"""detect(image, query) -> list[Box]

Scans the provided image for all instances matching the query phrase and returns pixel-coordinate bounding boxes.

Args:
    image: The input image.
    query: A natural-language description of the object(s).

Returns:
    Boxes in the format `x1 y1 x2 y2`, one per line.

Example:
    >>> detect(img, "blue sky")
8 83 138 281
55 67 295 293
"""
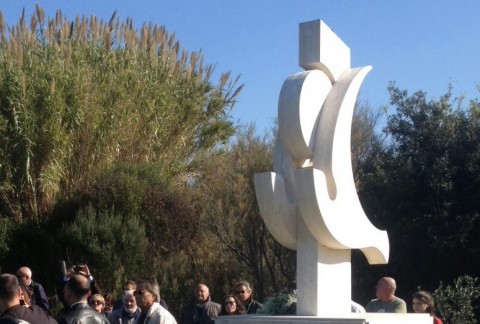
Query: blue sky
2 1 479 133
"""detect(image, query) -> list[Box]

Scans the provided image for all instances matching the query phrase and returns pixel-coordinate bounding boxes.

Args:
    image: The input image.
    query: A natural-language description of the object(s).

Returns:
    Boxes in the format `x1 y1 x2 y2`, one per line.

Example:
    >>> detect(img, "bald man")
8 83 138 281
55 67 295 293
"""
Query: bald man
365 277 407 313
16 266 50 313
56 274 109 324
181 283 220 324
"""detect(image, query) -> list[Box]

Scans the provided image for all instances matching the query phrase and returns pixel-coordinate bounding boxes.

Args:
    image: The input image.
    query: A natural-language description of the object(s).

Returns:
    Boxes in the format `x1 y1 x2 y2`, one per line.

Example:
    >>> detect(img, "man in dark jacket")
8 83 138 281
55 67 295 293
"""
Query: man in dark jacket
0 273 57 324
181 284 220 324
56 274 109 324
16 267 50 313
234 281 262 314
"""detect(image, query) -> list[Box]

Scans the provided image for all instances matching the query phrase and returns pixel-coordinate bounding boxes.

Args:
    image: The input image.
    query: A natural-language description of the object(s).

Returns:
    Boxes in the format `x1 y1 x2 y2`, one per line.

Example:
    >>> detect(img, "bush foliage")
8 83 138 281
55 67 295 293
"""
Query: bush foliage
1 5 480 322
0 6 242 222
435 275 480 324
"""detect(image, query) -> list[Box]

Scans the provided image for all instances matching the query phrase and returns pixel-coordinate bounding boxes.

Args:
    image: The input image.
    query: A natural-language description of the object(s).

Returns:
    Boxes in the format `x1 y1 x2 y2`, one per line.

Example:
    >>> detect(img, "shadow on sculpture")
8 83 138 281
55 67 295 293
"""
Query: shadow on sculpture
254 19 388 317
217 19 433 324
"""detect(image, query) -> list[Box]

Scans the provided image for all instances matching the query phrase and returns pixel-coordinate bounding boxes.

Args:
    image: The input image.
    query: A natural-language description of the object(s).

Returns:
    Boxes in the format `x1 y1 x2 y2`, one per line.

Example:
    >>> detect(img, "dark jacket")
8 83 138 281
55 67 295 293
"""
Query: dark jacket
0 304 57 324
57 303 110 324
28 281 50 313
244 299 262 314
181 297 220 324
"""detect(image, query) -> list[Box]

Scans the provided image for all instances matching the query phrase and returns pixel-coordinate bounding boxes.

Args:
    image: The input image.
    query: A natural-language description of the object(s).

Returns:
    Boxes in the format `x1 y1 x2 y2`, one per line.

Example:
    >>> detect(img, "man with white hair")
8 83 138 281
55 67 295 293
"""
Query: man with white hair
108 289 140 324
16 266 49 313
134 278 176 324
365 277 407 313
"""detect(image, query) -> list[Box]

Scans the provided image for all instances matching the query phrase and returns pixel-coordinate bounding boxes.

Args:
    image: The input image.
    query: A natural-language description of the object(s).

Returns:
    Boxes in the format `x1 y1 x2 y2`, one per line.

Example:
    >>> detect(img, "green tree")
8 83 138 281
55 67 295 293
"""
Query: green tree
196 125 296 302
69 162 220 319
57 204 147 293
358 83 480 302
0 6 242 222
435 275 480 324
351 100 386 185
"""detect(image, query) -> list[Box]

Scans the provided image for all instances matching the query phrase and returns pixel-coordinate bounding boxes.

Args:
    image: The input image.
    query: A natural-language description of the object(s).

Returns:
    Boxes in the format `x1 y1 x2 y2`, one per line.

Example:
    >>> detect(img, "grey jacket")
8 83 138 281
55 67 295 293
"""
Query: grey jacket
181 298 220 324
108 307 140 324
57 303 110 324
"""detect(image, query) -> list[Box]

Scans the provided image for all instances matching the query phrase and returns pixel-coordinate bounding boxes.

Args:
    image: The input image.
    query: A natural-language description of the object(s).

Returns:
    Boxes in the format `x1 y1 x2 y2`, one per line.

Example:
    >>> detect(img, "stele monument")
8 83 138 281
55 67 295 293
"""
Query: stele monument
216 19 432 324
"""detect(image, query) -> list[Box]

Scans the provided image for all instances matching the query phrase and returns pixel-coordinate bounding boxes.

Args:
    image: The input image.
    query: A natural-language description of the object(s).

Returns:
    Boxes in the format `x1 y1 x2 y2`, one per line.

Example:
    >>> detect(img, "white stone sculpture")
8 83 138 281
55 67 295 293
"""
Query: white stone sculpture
254 19 389 317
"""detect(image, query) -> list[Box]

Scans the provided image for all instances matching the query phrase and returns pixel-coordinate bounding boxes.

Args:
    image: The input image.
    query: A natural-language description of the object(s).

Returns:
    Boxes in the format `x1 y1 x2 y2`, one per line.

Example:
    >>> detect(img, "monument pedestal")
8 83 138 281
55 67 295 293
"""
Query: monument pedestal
216 314 433 324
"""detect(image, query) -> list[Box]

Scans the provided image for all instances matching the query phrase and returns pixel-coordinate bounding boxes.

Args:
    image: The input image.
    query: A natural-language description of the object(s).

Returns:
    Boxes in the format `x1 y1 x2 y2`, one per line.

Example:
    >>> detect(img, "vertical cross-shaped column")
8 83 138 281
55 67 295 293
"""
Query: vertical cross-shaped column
255 19 389 317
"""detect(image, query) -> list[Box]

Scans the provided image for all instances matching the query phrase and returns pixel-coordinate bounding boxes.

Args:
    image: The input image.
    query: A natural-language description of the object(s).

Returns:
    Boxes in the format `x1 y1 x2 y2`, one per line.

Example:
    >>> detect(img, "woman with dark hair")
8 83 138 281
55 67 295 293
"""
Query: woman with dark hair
220 295 246 315
412 291 443 324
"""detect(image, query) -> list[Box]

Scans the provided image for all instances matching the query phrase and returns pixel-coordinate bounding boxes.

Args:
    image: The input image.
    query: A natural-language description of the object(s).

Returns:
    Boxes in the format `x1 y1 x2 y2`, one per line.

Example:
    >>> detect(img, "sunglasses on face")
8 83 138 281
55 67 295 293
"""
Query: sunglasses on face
89 300 103 306
133 290 147 296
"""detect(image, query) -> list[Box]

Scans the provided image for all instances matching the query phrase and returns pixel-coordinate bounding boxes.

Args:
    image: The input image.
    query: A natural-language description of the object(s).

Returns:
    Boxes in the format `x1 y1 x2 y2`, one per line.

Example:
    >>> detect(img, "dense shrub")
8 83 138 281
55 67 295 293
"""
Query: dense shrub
435 275 480 324
57 205 147 295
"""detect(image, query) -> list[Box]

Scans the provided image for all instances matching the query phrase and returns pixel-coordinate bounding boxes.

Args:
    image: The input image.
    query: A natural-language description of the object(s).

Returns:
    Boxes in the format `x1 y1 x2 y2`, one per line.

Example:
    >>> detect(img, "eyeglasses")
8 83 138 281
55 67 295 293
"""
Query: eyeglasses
133 290 147 296
225 301 235 306
236 290 246 294
89 300 103 306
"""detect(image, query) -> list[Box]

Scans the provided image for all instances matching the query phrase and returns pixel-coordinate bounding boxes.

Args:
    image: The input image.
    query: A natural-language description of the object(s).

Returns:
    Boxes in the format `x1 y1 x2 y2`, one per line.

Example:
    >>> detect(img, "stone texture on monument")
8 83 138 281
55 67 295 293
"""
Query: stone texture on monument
248 19 432 323
216 313 432 324
254 19 388 316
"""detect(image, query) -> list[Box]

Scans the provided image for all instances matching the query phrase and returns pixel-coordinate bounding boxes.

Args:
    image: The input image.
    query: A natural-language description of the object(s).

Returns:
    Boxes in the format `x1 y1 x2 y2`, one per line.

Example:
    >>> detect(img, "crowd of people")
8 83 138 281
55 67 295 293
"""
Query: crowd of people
0 266 442 324
0 265 262 324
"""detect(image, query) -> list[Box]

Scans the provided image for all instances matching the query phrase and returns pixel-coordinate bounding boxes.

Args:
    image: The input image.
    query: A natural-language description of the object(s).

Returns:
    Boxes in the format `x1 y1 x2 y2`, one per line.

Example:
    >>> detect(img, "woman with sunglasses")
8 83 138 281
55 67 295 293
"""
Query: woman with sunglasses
88 294 110 320
133 278 177 324
220 295 246 315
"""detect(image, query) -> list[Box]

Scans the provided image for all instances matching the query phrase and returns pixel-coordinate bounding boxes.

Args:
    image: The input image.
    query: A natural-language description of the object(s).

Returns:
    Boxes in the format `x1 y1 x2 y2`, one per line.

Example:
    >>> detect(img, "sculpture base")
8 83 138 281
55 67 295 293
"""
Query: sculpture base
216 314 433 324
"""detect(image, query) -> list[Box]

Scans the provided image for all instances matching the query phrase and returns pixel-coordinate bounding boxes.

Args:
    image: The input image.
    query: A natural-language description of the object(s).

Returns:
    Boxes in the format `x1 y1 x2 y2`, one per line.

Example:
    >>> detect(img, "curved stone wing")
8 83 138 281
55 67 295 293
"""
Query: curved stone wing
295 66 389 264
254 172 297 250
278 70 332 161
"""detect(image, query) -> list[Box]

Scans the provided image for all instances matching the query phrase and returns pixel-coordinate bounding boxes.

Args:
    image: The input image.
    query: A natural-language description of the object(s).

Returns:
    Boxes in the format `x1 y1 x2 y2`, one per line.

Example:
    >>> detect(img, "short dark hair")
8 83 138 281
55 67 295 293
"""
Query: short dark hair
67 274 91 298
0 274 19 301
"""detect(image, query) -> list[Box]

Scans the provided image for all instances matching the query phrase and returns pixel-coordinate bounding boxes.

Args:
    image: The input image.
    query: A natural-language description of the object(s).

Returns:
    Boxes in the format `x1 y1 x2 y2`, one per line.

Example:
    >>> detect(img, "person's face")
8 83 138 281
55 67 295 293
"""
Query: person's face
16 271 29 286
134 283 155 311
235 285 251 303
375 280 390 300
224 297 237 315
196 285 209 303
89 297 105 313
124 295 137 313
412 298 428 313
